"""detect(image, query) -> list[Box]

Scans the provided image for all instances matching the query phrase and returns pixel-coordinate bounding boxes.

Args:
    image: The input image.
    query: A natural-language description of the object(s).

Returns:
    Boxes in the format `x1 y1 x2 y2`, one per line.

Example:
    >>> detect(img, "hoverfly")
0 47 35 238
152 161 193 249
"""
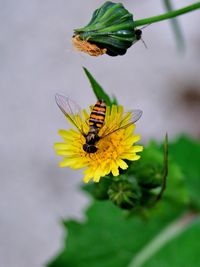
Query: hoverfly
55 94 142 154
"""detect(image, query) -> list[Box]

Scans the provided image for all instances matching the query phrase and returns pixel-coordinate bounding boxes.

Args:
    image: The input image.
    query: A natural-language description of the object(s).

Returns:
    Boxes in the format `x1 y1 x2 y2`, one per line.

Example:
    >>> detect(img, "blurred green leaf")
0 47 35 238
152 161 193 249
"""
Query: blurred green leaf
47 200 188 267
82 176 111 200
111 95 118 105
130 139 188 207
83 67 112 106
141 217 200 267
169 136 200 210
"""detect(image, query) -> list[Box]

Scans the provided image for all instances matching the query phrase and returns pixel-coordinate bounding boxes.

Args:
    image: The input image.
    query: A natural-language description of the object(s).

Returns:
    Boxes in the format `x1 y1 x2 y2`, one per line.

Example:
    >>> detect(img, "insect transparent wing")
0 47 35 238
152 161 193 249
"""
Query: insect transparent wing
101 109 142 138
55 94 85 135
123 109 143 125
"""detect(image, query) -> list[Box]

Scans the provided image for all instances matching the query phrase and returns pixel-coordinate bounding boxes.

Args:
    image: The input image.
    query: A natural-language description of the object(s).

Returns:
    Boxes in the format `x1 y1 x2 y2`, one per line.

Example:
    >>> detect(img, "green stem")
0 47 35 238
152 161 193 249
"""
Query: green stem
163 0 185 51
135 2 200 27
154 133 168 203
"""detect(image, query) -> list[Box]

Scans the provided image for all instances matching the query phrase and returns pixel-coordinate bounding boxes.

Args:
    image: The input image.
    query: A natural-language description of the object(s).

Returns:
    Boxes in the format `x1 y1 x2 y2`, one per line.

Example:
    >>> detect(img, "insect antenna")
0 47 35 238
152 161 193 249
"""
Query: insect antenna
136 23 151 49
141 38 148 49
140 24 151 30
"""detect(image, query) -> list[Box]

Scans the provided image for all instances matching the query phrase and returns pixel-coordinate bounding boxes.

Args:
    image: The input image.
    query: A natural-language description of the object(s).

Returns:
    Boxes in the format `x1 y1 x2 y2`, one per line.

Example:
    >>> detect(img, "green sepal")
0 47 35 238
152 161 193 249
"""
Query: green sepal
108 178 141 210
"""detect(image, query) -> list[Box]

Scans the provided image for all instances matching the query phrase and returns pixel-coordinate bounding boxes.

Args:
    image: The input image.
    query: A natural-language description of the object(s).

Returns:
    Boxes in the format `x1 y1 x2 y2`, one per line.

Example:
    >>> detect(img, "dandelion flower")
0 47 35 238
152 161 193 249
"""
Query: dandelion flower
54 103 143 183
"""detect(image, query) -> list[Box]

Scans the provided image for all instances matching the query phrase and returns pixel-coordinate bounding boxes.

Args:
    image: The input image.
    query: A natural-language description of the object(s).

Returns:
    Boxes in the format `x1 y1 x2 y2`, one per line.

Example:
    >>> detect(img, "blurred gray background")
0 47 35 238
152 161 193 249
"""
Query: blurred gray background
0 0 200 266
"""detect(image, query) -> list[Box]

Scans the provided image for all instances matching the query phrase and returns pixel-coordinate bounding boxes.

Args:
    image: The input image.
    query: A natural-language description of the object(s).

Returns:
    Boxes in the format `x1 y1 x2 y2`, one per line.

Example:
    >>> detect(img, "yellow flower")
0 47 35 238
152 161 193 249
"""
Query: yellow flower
54 105 143 183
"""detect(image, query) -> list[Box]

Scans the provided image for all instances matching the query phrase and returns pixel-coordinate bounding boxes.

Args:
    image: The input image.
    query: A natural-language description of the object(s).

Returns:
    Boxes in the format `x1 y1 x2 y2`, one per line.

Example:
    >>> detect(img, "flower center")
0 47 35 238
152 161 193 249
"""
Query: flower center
83 130 125 162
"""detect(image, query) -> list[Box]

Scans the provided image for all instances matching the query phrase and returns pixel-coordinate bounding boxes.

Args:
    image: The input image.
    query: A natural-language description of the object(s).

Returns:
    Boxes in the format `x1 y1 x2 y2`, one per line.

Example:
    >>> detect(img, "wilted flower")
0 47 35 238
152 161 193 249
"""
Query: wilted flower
72 1 141 56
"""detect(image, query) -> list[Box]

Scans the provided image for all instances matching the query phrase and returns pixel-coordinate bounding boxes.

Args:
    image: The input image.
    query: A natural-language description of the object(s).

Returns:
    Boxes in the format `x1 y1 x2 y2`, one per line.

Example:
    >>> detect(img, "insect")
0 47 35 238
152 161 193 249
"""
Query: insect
133 28 148 49
134 29 142 41
55 94 142 154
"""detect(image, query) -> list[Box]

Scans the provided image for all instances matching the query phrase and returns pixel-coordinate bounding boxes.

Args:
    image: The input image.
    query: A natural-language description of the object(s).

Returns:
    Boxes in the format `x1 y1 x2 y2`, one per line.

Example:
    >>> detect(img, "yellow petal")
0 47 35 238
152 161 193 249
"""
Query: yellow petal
54 143 69 150
59 157 87 169
83 168 93 183
131 155 141 161
117 159 128 170
130 145 143 153
111 161 119 176
93 174 101 183
132 134 141 143
56 150 73 156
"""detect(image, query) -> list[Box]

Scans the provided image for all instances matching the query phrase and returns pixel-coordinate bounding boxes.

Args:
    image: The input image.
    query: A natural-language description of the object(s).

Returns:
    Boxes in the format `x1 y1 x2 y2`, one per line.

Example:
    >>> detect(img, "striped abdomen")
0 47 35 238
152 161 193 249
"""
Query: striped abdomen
89 100 106 129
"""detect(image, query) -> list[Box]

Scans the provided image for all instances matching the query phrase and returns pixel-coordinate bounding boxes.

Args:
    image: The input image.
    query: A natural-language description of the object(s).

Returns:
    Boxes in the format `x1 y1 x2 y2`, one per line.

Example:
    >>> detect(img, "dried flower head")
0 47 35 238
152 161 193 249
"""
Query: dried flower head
72 35 107 56
73 1 140 56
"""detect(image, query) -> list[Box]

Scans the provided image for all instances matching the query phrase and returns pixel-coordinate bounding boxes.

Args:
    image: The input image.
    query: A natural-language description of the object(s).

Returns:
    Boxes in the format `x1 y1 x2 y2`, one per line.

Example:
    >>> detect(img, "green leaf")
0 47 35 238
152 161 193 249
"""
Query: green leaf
83 67 112 106
111 95 118 105
140 217 200 267
47 200 195 267
169 136 200 210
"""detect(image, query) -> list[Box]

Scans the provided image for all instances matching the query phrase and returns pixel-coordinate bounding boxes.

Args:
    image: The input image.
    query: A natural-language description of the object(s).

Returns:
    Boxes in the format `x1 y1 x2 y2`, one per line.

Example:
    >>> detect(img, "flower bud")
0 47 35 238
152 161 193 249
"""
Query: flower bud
108 179 141 209
73 1 140 56
136 164 164 189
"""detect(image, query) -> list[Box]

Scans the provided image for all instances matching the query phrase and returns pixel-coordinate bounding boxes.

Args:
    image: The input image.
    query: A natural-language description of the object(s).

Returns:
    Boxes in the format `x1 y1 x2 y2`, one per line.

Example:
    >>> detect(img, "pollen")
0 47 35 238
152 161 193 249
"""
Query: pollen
72 35 107 57
54 105 143 183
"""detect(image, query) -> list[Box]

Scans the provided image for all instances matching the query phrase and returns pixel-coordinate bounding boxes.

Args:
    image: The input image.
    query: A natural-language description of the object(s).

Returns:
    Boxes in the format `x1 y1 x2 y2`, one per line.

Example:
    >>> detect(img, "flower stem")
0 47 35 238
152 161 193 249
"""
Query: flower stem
163 0 185 51
134 2 200 27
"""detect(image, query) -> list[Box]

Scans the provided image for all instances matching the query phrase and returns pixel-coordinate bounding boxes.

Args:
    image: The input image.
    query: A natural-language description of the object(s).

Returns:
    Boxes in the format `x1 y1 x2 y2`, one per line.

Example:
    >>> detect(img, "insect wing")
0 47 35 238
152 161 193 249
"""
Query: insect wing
55 94 85 135
124 109 143 125
101 109 142 138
